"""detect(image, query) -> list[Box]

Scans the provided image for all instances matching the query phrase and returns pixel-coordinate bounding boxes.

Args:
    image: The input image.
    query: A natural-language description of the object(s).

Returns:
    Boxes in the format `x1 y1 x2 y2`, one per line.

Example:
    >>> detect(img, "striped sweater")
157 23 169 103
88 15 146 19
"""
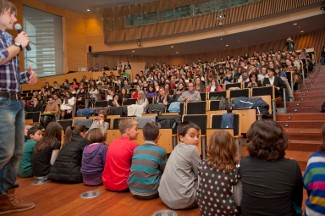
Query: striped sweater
303 152 325 216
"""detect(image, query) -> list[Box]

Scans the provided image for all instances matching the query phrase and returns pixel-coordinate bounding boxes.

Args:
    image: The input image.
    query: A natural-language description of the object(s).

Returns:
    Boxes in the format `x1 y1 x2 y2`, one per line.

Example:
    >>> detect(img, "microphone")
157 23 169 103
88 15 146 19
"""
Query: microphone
14 23 31 51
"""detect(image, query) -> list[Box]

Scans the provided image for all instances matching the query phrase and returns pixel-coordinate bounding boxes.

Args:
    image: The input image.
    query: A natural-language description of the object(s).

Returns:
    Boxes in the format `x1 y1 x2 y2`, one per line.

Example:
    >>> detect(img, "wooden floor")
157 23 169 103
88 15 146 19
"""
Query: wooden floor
10 177 200 216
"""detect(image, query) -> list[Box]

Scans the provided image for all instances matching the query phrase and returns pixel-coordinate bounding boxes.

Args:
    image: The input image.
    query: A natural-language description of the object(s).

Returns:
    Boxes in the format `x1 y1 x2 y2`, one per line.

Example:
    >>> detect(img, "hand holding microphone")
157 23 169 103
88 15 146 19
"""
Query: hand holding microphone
14 23 31 51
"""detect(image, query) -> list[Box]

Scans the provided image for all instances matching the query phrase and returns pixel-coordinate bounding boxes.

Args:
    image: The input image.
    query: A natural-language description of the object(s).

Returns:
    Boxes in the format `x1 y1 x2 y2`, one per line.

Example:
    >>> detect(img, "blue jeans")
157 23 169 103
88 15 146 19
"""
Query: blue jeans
0 97 24 194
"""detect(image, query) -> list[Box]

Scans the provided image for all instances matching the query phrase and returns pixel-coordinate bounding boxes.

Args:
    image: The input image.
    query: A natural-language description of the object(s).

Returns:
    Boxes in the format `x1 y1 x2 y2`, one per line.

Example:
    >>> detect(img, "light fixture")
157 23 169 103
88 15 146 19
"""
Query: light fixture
300 30 304 33
176 51 179 54
136 39 141 47
86 9 90 12
293 23 298 26
226 44 229 47
217 14 225 19
170 45 174 48
132 50 135 53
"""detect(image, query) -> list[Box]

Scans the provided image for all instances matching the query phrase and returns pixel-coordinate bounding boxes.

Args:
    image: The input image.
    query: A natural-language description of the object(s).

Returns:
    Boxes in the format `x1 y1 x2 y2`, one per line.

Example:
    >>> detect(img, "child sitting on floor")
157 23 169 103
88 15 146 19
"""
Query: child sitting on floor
197 130 240 215
127 123 167 199
158 121 201 209
18 126 42 178
81 128 107 185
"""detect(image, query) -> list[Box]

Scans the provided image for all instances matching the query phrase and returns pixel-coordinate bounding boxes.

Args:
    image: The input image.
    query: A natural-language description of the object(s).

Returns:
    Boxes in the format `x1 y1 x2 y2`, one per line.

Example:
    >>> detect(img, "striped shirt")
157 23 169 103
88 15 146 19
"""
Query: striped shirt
303 152 325 216
0 30 29 93
127 141 167 197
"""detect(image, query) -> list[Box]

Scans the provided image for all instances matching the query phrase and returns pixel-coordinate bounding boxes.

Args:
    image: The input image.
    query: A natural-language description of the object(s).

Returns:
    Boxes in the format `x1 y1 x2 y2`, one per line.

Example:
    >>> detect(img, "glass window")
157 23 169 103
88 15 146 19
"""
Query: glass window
159 9 175 22
142 12 158 25
175 5 192 19
23 6 63 77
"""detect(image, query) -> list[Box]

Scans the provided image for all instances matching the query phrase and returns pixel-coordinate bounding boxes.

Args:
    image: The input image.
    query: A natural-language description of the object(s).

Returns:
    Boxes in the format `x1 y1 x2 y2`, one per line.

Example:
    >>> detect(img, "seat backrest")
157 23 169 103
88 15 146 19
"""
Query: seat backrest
210 114 240 136
57 120 73 131
251 86 275 99
25 111 41 123
183 114 207 135
229 88 250 99
224 83 242 90
95 100 108 107
209 91 227 99
186 101 206 114
123 98 137 105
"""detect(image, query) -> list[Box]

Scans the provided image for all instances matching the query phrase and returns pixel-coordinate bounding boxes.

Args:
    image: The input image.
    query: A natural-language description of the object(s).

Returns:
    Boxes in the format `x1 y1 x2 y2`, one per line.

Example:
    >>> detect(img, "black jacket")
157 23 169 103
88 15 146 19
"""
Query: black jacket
48 135 88 183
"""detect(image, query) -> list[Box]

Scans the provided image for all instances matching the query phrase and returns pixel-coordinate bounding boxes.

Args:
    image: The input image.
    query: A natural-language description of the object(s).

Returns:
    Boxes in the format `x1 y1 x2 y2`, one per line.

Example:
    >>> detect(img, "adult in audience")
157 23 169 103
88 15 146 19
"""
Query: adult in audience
177 82 201 103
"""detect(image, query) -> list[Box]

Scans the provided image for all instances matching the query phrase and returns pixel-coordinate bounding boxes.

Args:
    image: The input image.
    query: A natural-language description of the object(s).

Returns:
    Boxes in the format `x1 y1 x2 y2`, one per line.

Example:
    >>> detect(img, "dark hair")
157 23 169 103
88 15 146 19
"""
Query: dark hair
87 128 105 144
319 123 325 152
177 121 200 140
267 67 275 73
64 124 87 145
34 122 62 153
143 123 159 141
27 126 42 139
247 120 288 161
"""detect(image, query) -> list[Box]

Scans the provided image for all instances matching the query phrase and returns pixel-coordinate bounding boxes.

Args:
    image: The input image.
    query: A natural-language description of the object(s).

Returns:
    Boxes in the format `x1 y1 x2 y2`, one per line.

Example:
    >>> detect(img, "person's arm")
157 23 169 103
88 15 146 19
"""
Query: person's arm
190 147 201 177
50 149 60 165
194 91 201 101
0 32 29 65
177 92 186 102
291 161 303 208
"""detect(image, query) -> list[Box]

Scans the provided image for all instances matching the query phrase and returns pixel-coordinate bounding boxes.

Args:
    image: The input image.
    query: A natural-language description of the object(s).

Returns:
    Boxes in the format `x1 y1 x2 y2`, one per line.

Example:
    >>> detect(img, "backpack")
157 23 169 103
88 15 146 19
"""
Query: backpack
210 96 227 110
167 102 180 113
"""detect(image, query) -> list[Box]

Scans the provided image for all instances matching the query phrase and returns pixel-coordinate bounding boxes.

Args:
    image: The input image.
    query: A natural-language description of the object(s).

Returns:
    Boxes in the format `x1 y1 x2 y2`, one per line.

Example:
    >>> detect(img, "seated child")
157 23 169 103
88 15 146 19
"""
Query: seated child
303 123 325 216
32 122 62 179
127 123 167 199
197 131 240 215
158 121 201 209
18 126 43 178
102 119 139 191
48 125 88 183
81 128 107 185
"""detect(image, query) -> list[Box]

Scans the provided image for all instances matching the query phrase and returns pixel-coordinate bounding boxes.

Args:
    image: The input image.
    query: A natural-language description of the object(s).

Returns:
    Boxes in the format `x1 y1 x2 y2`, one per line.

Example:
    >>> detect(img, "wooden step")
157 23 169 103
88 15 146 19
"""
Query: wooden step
241 146 312 171
287 107 322 113
277 113 325 121
278 120 325 129
294 95 325 101
284 128 322 141
285 150 313 171
294 90 325 97
286 100 324 108
288 139 321 152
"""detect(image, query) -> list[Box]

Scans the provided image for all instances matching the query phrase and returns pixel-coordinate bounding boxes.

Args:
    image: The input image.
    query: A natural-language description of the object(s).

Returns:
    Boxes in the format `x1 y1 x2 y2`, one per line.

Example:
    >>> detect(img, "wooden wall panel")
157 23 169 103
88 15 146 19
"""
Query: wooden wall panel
89 28 325 69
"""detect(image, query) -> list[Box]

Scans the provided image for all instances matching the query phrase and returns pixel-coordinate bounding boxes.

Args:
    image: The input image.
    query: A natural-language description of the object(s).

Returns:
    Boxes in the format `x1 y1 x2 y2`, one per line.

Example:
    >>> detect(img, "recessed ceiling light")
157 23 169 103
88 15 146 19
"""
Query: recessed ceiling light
170 45 174 48
132 50 135 53
300 30 304 33
226 44 229 47
176 51 179 54
86 9 90 12
293 23 298 26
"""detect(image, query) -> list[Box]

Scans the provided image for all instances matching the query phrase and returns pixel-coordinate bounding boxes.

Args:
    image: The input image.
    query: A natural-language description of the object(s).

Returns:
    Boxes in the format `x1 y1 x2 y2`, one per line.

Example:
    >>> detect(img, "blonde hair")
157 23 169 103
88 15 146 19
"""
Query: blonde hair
206 131 238 173
118 119 138 134
0 0 16 15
